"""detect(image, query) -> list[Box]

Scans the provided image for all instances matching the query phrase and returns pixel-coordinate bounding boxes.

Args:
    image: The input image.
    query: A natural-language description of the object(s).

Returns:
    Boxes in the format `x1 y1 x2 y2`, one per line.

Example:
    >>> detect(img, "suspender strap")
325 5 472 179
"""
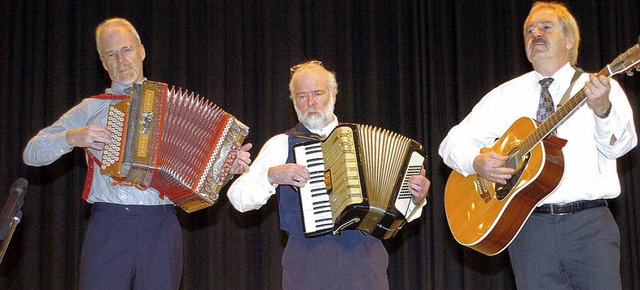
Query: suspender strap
90 93 129 100
557 67 584 108
82 149 102 200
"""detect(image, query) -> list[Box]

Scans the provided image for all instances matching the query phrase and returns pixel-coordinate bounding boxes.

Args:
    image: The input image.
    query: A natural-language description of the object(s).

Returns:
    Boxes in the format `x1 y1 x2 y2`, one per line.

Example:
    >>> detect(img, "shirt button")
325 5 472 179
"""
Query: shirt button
125 207 130 212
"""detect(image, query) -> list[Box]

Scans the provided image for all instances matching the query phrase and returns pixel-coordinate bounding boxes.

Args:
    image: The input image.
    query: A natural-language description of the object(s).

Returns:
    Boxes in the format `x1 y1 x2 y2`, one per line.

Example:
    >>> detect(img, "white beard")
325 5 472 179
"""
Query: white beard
295 98 335 131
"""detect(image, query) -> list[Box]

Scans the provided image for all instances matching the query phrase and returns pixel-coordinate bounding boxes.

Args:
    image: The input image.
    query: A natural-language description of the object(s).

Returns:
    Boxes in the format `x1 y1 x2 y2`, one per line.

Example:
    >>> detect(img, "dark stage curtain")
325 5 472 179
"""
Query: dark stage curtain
0 1 638 289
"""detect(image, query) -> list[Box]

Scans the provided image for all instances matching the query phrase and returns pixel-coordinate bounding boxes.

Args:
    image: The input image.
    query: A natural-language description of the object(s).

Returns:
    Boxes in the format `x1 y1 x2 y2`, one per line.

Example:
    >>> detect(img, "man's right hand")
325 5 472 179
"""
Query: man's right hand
473 150 515 185
268 164 310 187
66 125 112 150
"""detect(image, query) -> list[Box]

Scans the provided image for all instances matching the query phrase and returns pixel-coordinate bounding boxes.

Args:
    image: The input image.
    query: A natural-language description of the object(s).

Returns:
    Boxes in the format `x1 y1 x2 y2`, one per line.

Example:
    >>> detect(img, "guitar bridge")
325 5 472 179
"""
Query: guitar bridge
474 177 492 203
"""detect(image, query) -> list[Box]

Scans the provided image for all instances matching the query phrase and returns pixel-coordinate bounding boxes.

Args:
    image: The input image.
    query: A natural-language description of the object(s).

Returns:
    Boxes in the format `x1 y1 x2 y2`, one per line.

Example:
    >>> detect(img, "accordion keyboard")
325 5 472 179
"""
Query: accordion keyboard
101 100 129 179
102 106 126 169
294 142 334 235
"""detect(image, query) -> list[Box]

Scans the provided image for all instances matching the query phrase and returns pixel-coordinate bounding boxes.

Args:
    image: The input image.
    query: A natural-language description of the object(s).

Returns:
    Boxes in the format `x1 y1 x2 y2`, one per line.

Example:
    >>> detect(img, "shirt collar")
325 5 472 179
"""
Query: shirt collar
105 78 147 95
535 62 575 85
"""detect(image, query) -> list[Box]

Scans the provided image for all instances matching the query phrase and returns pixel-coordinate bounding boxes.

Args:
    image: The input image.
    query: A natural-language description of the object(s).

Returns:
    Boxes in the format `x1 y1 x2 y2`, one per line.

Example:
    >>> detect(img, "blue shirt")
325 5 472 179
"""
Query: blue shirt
23 82 173 205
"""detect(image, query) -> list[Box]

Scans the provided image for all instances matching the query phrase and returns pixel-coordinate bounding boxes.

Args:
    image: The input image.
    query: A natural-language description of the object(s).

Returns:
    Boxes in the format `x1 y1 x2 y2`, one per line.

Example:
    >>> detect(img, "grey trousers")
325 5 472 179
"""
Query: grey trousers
508 206 621 290
282 235 389 290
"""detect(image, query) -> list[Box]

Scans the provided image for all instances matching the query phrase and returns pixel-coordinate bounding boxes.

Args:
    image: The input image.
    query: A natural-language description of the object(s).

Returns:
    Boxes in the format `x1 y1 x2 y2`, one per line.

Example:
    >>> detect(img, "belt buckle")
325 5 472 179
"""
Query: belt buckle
549 204 570 215
549 205 560 215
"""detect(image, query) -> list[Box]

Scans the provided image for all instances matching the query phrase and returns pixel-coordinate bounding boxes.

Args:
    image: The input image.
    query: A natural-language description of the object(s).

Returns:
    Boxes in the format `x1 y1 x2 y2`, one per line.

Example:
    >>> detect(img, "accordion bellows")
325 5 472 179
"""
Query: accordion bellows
101 81 249 212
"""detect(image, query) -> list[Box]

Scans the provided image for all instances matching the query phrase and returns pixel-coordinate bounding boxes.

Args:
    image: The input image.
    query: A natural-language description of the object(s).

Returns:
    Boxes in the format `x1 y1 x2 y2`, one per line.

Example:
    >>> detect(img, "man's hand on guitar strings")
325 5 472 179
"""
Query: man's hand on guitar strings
584 74 612 117
473 151 515 185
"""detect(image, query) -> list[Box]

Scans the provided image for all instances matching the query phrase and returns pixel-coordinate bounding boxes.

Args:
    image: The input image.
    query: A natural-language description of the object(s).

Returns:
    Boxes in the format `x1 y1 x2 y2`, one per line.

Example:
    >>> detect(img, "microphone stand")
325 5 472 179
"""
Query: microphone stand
0 178 28 264
0 211 22 263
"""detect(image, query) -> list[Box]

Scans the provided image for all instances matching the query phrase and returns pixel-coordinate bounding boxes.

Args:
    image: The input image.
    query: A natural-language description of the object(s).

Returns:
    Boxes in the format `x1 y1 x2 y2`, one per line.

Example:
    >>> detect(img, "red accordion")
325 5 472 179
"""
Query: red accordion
100 80 249 212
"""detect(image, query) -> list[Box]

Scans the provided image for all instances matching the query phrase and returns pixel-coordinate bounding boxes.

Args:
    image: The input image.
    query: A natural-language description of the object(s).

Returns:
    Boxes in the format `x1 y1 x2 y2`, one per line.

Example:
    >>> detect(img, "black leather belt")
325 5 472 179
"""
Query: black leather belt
533 199 608 215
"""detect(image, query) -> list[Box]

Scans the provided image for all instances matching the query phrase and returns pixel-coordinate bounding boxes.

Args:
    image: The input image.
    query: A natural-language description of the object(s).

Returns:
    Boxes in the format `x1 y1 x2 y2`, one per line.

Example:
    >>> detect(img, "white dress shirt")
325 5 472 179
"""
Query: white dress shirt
438 63 637 204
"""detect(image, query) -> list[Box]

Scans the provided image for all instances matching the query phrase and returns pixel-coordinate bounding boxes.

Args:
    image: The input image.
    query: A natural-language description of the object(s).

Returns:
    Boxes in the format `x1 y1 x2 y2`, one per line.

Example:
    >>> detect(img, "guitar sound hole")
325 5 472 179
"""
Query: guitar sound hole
495 152 529 200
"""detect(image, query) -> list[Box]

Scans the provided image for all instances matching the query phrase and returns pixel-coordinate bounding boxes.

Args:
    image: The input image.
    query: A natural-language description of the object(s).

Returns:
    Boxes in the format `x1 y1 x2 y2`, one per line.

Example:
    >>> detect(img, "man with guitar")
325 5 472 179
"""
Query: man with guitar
439 2 637 289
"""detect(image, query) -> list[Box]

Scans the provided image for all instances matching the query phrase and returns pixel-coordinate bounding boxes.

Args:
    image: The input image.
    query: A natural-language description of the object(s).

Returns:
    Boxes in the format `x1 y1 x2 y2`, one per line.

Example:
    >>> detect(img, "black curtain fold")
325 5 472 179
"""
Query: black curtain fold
1 1 638 289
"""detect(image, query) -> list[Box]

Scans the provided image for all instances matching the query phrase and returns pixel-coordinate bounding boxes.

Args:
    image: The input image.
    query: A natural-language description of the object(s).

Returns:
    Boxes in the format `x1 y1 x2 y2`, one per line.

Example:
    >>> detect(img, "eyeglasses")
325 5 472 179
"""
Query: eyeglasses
101 45 139 61
290 60 323 75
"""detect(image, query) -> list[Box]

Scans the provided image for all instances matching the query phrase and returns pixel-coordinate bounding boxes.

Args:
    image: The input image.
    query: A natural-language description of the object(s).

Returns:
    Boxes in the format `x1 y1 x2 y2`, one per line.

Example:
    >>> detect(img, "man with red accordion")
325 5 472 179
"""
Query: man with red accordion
228 60 430 289
23 18 251 289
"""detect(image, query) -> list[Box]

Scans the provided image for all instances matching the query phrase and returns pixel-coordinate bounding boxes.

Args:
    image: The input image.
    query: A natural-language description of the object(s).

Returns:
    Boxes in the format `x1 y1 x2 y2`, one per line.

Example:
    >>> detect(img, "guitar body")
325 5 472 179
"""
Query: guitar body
444 117 566 256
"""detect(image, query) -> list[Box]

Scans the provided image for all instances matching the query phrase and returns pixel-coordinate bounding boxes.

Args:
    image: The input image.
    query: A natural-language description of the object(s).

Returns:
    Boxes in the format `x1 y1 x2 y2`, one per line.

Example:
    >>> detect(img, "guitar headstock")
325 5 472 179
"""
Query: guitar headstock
607 36 640 77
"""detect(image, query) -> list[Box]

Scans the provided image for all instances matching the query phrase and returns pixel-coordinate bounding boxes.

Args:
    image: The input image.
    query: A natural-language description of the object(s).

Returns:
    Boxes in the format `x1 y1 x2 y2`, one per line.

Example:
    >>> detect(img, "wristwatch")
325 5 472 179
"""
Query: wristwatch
596 102 612 119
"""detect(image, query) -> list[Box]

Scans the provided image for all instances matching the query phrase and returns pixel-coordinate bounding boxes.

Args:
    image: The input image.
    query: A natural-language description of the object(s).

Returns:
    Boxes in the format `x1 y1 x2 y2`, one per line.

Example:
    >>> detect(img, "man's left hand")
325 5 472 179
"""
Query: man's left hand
585 74 611 117
408 169 430 204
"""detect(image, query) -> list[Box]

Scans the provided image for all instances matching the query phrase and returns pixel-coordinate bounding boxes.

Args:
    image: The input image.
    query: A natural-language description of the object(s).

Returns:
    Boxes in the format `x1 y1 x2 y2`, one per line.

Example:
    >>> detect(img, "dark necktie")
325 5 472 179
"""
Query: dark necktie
536 78 554 122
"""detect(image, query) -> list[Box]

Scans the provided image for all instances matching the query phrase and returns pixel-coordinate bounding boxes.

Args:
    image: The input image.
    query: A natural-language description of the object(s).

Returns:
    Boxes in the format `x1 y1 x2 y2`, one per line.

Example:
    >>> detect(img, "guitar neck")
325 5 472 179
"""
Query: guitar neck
518 66 612 156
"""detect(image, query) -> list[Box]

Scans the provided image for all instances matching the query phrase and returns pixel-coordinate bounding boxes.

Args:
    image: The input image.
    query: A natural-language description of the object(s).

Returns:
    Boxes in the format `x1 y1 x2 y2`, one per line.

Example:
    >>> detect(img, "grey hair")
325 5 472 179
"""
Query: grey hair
288 61 338 100
524 1 580 66
95 18 142 54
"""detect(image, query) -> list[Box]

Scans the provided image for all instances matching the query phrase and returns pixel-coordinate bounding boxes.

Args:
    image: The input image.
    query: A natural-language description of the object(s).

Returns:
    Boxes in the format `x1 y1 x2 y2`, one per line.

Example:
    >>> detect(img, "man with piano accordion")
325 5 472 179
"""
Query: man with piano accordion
23 18 252 289
228 60 430 289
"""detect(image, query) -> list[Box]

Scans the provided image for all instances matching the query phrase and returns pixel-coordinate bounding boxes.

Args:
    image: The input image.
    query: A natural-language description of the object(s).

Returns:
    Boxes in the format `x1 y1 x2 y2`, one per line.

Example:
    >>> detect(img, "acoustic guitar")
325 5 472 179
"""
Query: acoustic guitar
444 39 640 256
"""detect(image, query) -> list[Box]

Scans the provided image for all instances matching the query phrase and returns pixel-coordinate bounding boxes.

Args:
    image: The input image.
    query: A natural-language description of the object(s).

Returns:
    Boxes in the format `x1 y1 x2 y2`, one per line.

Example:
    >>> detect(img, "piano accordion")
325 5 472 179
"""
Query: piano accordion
293 123 426 239
100 80 249 213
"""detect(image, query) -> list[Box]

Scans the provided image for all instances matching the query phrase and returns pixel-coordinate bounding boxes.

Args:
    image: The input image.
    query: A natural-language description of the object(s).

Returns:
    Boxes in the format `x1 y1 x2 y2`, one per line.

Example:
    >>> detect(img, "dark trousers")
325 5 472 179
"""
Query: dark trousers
79 203 183 290
282 235 389 290
508 206 621 290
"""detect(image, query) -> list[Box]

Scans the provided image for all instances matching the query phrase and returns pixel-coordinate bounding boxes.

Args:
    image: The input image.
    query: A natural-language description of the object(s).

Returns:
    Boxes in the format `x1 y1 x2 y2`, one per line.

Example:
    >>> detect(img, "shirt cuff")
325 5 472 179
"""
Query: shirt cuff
593 106 624 142
50 131 74 154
